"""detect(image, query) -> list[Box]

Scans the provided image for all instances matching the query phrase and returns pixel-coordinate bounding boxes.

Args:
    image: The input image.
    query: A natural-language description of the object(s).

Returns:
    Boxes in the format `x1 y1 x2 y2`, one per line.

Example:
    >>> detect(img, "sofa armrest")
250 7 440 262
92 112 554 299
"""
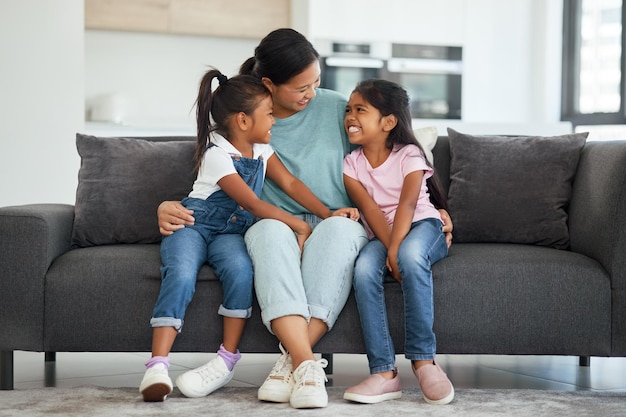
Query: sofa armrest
0 204 74 351
568 140 626 355
569 141 626 284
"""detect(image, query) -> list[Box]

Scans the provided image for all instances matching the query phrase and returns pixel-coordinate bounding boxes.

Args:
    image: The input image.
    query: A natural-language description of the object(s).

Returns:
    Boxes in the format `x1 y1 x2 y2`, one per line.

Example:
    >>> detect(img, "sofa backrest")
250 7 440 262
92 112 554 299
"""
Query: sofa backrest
432 136 451 198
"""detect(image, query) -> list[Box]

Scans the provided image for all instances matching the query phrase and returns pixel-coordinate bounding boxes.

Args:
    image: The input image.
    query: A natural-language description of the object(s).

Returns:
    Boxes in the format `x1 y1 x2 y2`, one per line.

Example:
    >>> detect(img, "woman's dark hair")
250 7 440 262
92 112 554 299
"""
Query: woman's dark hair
352 79 448 210
239 28 320 85
194 68 270 173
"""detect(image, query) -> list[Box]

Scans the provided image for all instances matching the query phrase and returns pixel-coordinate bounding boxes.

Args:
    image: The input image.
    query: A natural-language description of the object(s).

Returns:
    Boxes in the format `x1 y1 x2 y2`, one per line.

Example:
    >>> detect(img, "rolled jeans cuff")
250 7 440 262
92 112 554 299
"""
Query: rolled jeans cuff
260 301 311 334
405 353 436 362
150 317 183 333
218 304 252 319
309 303 336 331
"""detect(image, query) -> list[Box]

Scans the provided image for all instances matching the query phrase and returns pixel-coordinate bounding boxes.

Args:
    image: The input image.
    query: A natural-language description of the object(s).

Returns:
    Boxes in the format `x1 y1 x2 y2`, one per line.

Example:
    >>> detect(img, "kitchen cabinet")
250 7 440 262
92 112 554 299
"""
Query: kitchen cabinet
85 0 290 39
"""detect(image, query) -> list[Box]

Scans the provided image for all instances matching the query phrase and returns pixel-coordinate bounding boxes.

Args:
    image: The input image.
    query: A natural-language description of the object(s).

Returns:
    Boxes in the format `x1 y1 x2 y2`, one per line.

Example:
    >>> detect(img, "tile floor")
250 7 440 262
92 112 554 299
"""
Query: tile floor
9 351 626 392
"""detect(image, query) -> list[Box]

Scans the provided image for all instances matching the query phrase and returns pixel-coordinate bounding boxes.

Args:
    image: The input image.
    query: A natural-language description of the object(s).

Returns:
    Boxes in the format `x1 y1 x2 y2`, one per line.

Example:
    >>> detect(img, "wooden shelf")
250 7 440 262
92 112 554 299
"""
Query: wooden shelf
85 0 290 39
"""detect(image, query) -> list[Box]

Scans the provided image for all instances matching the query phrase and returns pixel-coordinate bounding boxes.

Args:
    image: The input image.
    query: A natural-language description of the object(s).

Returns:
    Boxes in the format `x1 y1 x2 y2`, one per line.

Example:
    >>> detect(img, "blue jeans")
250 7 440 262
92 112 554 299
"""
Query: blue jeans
245 215 368 332
152 229 254 331
352 217 448 374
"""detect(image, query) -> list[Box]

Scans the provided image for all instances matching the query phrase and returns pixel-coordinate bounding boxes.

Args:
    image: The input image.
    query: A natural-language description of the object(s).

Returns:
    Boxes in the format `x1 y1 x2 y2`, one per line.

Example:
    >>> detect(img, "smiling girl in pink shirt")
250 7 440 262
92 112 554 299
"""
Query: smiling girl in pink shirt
342 79 454 406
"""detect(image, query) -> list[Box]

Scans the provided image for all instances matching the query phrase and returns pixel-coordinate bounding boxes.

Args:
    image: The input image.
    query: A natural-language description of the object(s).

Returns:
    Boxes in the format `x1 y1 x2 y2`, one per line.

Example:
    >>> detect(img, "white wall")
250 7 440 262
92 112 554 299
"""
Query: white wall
85 31 258 128
0 0 84 207
533 0 566 123
307 0 467 45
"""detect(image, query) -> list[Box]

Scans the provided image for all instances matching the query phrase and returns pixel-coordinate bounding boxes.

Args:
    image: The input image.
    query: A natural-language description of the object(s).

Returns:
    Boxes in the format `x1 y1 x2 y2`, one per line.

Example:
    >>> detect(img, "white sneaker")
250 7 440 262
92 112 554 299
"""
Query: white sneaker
175 356 234 398
289 358 328 409
257 343 294 403
139 363 173 402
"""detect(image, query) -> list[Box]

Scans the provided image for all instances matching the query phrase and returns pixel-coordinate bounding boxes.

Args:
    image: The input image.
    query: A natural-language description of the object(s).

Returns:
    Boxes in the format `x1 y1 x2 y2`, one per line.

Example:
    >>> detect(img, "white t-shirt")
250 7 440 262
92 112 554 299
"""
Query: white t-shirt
188 133 275 200
343 144 441 239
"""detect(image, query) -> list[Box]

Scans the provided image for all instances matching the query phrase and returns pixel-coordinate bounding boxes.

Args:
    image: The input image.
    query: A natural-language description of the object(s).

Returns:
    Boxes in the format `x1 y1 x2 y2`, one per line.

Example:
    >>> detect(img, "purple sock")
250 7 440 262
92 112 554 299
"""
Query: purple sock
145 356 169 370
217 344 241 371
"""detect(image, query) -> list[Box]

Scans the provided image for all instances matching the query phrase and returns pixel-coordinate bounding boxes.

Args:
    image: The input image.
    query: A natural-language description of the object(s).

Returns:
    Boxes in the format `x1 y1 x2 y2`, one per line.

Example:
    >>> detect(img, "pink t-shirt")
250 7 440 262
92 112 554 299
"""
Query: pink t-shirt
343 144 443 239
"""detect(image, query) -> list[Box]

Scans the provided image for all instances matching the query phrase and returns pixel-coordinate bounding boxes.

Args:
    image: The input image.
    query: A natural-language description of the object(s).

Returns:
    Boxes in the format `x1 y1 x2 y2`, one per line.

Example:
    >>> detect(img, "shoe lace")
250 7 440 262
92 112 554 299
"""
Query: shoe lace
196 360 228 383
268 344 292 380
293 359 328 388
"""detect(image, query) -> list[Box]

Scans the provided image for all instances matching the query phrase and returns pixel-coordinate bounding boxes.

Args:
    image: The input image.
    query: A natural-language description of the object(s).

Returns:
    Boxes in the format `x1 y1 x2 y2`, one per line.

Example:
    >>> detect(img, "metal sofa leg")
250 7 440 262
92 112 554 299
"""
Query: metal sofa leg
44 352 57 387
1 350 14 390
579 356 590 367
322 353 333 374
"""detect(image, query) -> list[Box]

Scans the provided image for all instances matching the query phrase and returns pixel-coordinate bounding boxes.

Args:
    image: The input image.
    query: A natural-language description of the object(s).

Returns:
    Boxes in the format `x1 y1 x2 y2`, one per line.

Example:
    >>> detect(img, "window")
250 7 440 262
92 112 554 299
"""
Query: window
562 0 626 139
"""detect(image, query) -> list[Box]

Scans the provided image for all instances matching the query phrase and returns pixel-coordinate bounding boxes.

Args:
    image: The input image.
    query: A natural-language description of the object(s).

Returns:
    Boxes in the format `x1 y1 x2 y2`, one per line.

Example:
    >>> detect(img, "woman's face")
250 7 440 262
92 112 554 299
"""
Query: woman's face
263 61 321 119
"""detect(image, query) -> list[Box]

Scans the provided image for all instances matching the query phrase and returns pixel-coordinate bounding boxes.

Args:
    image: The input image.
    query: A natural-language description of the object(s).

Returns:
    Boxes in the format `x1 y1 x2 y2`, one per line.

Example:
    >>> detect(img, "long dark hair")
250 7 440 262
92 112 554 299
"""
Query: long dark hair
194 68 270 173
239 28 320 85
352 79 448 210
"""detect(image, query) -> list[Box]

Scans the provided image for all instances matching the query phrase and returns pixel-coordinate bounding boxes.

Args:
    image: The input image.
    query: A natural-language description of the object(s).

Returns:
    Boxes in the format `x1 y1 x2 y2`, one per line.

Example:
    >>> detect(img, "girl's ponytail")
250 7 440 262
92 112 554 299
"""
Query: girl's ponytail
194 69 220 173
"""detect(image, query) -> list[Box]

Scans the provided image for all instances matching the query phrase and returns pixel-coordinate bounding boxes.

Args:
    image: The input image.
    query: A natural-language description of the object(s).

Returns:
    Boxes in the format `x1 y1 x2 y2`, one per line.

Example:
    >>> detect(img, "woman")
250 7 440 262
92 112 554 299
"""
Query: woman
157 28 452 409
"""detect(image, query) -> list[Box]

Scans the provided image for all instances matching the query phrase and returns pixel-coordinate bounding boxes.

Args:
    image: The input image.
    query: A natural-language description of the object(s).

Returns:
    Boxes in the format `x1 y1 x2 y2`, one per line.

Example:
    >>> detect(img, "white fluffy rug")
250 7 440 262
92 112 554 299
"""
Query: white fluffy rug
0 386 625 417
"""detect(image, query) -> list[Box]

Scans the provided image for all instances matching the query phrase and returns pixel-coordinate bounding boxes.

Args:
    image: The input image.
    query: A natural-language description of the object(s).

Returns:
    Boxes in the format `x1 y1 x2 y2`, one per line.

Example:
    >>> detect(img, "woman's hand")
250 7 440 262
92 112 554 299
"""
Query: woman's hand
439 209 453 248
331 207 360 221
157 201 195 236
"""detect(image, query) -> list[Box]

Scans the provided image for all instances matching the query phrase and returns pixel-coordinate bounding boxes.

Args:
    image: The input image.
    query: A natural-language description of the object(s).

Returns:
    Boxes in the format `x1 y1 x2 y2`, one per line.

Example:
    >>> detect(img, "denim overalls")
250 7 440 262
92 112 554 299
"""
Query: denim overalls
151 146 264 331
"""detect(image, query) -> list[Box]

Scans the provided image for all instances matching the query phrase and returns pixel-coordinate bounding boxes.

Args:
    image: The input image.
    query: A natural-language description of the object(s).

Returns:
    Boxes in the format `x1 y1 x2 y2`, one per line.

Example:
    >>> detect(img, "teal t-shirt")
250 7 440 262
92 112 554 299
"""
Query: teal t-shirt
261 88 354 214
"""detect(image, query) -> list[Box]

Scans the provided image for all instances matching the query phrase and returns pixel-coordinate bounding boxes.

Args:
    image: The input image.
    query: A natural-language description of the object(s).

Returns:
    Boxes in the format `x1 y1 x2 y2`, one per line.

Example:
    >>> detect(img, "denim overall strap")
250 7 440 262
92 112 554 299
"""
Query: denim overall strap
231 153 264 198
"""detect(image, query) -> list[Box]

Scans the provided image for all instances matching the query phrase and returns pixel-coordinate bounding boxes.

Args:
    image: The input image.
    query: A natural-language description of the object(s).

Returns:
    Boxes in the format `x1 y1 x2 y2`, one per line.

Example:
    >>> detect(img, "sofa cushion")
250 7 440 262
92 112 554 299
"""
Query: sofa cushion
71 134 196 248
446 128 588 249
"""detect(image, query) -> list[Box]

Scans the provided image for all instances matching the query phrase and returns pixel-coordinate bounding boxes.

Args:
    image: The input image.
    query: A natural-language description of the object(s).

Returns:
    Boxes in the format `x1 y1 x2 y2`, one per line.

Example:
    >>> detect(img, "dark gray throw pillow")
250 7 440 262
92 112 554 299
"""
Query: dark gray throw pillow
71 134 196 248
446 128 588 249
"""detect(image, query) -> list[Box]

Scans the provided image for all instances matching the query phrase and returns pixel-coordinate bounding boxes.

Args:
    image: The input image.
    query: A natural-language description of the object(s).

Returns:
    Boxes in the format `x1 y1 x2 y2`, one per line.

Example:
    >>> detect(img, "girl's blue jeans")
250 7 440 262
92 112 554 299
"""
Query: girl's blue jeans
353 217 448 374
152 229 253 331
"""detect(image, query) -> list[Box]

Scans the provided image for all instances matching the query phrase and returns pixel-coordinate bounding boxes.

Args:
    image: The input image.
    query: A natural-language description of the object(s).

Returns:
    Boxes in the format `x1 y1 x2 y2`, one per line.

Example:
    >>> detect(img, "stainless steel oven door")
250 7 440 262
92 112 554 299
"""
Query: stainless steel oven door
320 56 385 99
385 57 462 119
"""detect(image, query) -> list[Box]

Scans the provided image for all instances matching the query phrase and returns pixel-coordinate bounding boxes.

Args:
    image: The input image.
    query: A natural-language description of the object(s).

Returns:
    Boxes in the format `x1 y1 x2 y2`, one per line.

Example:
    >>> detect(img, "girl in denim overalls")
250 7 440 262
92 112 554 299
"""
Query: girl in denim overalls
140 69 359 402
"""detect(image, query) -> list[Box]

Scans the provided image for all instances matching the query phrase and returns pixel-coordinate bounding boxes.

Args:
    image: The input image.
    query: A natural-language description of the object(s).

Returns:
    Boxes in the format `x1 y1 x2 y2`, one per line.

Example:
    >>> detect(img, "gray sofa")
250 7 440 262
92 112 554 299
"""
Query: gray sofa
2 131 626 390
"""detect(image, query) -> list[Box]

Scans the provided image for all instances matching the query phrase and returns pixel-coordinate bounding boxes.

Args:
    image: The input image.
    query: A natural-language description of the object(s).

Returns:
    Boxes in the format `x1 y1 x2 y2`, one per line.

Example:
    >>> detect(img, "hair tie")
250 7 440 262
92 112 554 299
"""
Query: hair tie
217 73 229 86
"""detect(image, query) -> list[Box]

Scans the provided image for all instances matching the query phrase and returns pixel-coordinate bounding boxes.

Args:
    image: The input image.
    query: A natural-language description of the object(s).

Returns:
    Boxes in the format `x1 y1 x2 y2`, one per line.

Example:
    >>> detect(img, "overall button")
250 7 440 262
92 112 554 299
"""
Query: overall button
231 216 237 222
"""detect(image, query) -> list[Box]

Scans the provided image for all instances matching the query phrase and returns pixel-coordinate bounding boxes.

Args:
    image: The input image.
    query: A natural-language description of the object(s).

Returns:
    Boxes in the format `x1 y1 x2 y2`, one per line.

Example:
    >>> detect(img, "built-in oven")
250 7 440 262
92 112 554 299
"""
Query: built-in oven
318 40 463 120
318 41 387 100
384 43 463 119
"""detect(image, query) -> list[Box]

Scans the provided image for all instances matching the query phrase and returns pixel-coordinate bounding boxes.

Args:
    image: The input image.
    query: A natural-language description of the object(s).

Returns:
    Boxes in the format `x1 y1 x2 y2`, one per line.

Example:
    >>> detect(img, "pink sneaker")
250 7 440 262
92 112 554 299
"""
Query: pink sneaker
413 362 454 404
343 372 402 404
